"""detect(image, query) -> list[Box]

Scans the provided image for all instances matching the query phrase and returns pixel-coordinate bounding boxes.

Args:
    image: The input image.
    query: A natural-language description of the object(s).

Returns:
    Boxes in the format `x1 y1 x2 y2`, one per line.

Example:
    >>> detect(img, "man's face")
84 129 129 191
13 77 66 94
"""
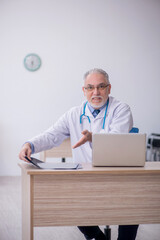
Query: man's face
82 73 111 109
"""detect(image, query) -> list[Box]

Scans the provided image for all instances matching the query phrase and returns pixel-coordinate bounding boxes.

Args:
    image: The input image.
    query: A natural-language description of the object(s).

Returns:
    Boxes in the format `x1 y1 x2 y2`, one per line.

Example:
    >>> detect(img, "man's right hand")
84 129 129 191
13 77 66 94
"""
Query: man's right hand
19 143 32 162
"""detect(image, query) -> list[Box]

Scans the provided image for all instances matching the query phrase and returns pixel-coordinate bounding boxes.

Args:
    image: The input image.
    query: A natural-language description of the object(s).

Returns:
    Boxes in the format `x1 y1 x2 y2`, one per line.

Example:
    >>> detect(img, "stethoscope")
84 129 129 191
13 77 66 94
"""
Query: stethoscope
80 98 109 130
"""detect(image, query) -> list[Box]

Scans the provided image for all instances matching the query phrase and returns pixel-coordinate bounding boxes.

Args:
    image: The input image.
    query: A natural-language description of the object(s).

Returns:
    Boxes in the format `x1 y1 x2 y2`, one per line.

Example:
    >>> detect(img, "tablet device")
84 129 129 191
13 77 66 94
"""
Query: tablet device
25 156 81 169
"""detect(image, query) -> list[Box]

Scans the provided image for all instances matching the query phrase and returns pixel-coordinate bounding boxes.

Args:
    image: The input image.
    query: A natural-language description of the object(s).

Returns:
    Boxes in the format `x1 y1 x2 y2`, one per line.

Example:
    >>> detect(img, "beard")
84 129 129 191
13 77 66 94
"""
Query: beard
90 96 105 109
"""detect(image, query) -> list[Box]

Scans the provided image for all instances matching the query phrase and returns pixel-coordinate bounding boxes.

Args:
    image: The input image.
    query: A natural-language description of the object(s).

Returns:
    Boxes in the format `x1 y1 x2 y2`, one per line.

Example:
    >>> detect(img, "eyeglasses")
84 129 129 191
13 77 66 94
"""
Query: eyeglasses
84 84 110 92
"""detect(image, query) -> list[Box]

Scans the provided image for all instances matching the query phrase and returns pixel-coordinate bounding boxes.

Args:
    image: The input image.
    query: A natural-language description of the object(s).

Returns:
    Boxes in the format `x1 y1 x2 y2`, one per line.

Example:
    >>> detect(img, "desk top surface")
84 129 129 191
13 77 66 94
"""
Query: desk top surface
18 162 160 175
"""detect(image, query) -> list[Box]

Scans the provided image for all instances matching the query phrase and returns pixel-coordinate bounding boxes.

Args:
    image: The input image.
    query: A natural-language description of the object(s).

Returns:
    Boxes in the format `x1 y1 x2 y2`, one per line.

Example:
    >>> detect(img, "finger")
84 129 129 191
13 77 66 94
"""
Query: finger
27 149 32 160
19 151 28 162
72 135 87 149
81 130 88 135
81 130 92 142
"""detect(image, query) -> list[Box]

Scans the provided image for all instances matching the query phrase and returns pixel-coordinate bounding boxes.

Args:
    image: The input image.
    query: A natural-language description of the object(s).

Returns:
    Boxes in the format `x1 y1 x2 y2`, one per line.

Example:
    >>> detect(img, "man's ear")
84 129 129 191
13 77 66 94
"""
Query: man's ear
108 84 111 94
82 87 86 96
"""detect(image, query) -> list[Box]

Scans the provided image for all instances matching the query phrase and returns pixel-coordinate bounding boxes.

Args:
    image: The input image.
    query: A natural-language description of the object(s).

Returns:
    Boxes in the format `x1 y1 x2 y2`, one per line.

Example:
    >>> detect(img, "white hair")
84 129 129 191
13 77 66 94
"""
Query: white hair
83 68 110 84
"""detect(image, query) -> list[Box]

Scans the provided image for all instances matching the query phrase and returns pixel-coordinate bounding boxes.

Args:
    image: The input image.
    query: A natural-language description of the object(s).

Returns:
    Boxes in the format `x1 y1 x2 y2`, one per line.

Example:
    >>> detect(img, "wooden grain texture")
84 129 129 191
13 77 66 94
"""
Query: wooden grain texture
1 176 160 240
21 169 34 240
18 162 160 240
33 171 160 227
18 162 160 175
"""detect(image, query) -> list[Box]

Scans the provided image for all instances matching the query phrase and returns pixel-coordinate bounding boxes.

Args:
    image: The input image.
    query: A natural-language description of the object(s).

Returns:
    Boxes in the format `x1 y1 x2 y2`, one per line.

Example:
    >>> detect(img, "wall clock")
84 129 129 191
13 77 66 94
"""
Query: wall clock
24 53 41 71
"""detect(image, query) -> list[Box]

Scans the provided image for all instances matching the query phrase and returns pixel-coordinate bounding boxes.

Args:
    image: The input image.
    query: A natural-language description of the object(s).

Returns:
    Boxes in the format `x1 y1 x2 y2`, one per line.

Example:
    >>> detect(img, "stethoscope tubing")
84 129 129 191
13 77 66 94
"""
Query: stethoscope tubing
80 98 109 130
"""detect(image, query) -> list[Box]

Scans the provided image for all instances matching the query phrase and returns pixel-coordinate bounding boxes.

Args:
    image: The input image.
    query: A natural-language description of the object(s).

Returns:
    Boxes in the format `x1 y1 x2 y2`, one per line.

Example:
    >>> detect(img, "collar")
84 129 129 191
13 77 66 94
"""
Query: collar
87 100 108 115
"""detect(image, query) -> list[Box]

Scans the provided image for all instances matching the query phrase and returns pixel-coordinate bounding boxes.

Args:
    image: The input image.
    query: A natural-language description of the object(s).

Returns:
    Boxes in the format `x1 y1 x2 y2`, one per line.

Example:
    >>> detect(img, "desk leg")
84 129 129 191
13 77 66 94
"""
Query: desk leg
22 170 34 240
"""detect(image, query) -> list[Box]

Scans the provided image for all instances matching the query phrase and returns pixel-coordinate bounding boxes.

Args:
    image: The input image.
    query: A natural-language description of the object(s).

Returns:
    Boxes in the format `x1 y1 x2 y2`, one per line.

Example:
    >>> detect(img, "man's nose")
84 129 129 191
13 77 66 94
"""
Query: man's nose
93 87 100 95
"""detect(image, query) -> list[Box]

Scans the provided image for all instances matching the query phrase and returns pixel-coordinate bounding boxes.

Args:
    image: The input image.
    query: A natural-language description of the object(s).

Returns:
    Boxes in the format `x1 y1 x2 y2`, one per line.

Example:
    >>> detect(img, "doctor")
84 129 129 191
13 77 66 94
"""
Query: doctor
19 68 138 240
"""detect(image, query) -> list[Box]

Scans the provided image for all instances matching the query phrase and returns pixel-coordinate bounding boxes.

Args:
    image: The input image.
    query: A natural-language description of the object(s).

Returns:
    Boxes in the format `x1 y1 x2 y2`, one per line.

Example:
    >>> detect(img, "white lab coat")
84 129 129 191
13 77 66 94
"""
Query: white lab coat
29 96 133 163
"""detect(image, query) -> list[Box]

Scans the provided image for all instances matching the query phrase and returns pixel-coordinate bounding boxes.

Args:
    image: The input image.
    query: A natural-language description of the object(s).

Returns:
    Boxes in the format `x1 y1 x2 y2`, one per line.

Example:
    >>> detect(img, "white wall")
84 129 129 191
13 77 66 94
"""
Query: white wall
0 0 160 175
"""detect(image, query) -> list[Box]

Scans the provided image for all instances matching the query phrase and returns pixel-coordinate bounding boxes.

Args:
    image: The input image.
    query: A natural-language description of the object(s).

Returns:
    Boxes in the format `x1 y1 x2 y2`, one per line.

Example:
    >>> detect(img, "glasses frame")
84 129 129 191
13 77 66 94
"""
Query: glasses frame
84 84 110 92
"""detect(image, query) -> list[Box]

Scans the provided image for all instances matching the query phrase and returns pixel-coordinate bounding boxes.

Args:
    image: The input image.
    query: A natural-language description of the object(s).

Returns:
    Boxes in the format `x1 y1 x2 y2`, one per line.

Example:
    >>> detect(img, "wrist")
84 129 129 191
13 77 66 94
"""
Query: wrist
24 142 31 149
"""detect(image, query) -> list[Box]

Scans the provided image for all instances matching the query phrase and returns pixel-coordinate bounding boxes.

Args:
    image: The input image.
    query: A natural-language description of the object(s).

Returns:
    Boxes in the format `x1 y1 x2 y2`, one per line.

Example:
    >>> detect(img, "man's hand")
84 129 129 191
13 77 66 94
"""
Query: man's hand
72 130 92 149
19 143 32 162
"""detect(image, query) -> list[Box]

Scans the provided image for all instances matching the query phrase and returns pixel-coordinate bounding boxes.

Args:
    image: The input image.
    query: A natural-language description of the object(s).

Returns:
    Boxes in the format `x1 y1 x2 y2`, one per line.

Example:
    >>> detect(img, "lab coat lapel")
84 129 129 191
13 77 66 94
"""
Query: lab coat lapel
85 104 106 120
85 104 94 119
96 107 106 119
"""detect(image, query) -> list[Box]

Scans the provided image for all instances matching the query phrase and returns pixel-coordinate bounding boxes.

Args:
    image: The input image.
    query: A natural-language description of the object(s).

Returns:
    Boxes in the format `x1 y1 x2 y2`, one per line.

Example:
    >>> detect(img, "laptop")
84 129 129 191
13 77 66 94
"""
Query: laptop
92 133 146 167
25 156 81 170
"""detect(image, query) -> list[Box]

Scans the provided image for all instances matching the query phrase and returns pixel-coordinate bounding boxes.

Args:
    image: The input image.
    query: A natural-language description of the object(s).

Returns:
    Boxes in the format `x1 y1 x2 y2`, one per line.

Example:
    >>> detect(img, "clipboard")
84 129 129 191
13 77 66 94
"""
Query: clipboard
25 156 82 170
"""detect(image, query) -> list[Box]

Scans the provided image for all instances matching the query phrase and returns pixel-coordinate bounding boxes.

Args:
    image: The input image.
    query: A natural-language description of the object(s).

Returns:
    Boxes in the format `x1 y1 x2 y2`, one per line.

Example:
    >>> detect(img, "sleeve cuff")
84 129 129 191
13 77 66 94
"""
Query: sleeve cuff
25 141 35 154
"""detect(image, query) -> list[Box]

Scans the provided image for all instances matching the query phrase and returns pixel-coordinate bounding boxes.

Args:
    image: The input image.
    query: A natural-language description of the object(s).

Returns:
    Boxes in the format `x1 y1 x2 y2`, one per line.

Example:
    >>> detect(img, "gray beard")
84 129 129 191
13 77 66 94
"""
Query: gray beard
90 101 105 109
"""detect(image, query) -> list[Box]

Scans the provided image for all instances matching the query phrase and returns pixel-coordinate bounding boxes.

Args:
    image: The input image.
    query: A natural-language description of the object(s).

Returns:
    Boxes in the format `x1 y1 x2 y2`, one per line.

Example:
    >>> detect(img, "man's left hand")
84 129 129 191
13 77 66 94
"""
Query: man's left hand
72 130 92 149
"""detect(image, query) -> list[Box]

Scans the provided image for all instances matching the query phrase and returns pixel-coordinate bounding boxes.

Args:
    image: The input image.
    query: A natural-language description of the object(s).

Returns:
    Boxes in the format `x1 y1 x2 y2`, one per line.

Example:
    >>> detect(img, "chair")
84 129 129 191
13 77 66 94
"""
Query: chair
129 127 139 133
147 133 160 161
39 138 72 162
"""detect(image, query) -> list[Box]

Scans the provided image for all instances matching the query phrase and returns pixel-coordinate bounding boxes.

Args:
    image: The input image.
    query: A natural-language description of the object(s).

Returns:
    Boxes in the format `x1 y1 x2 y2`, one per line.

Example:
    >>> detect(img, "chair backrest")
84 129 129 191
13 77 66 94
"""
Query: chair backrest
129 127 139 133
39 138 72 162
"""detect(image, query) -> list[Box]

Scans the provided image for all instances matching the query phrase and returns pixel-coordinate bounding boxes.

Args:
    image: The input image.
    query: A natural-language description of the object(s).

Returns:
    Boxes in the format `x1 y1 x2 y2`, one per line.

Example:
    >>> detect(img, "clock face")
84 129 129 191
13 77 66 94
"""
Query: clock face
24 53 41 71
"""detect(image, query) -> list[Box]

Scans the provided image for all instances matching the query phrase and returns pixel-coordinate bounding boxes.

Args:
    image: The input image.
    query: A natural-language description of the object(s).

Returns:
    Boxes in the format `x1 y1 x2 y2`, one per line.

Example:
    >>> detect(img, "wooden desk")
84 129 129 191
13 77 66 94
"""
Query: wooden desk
18 162 160 240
